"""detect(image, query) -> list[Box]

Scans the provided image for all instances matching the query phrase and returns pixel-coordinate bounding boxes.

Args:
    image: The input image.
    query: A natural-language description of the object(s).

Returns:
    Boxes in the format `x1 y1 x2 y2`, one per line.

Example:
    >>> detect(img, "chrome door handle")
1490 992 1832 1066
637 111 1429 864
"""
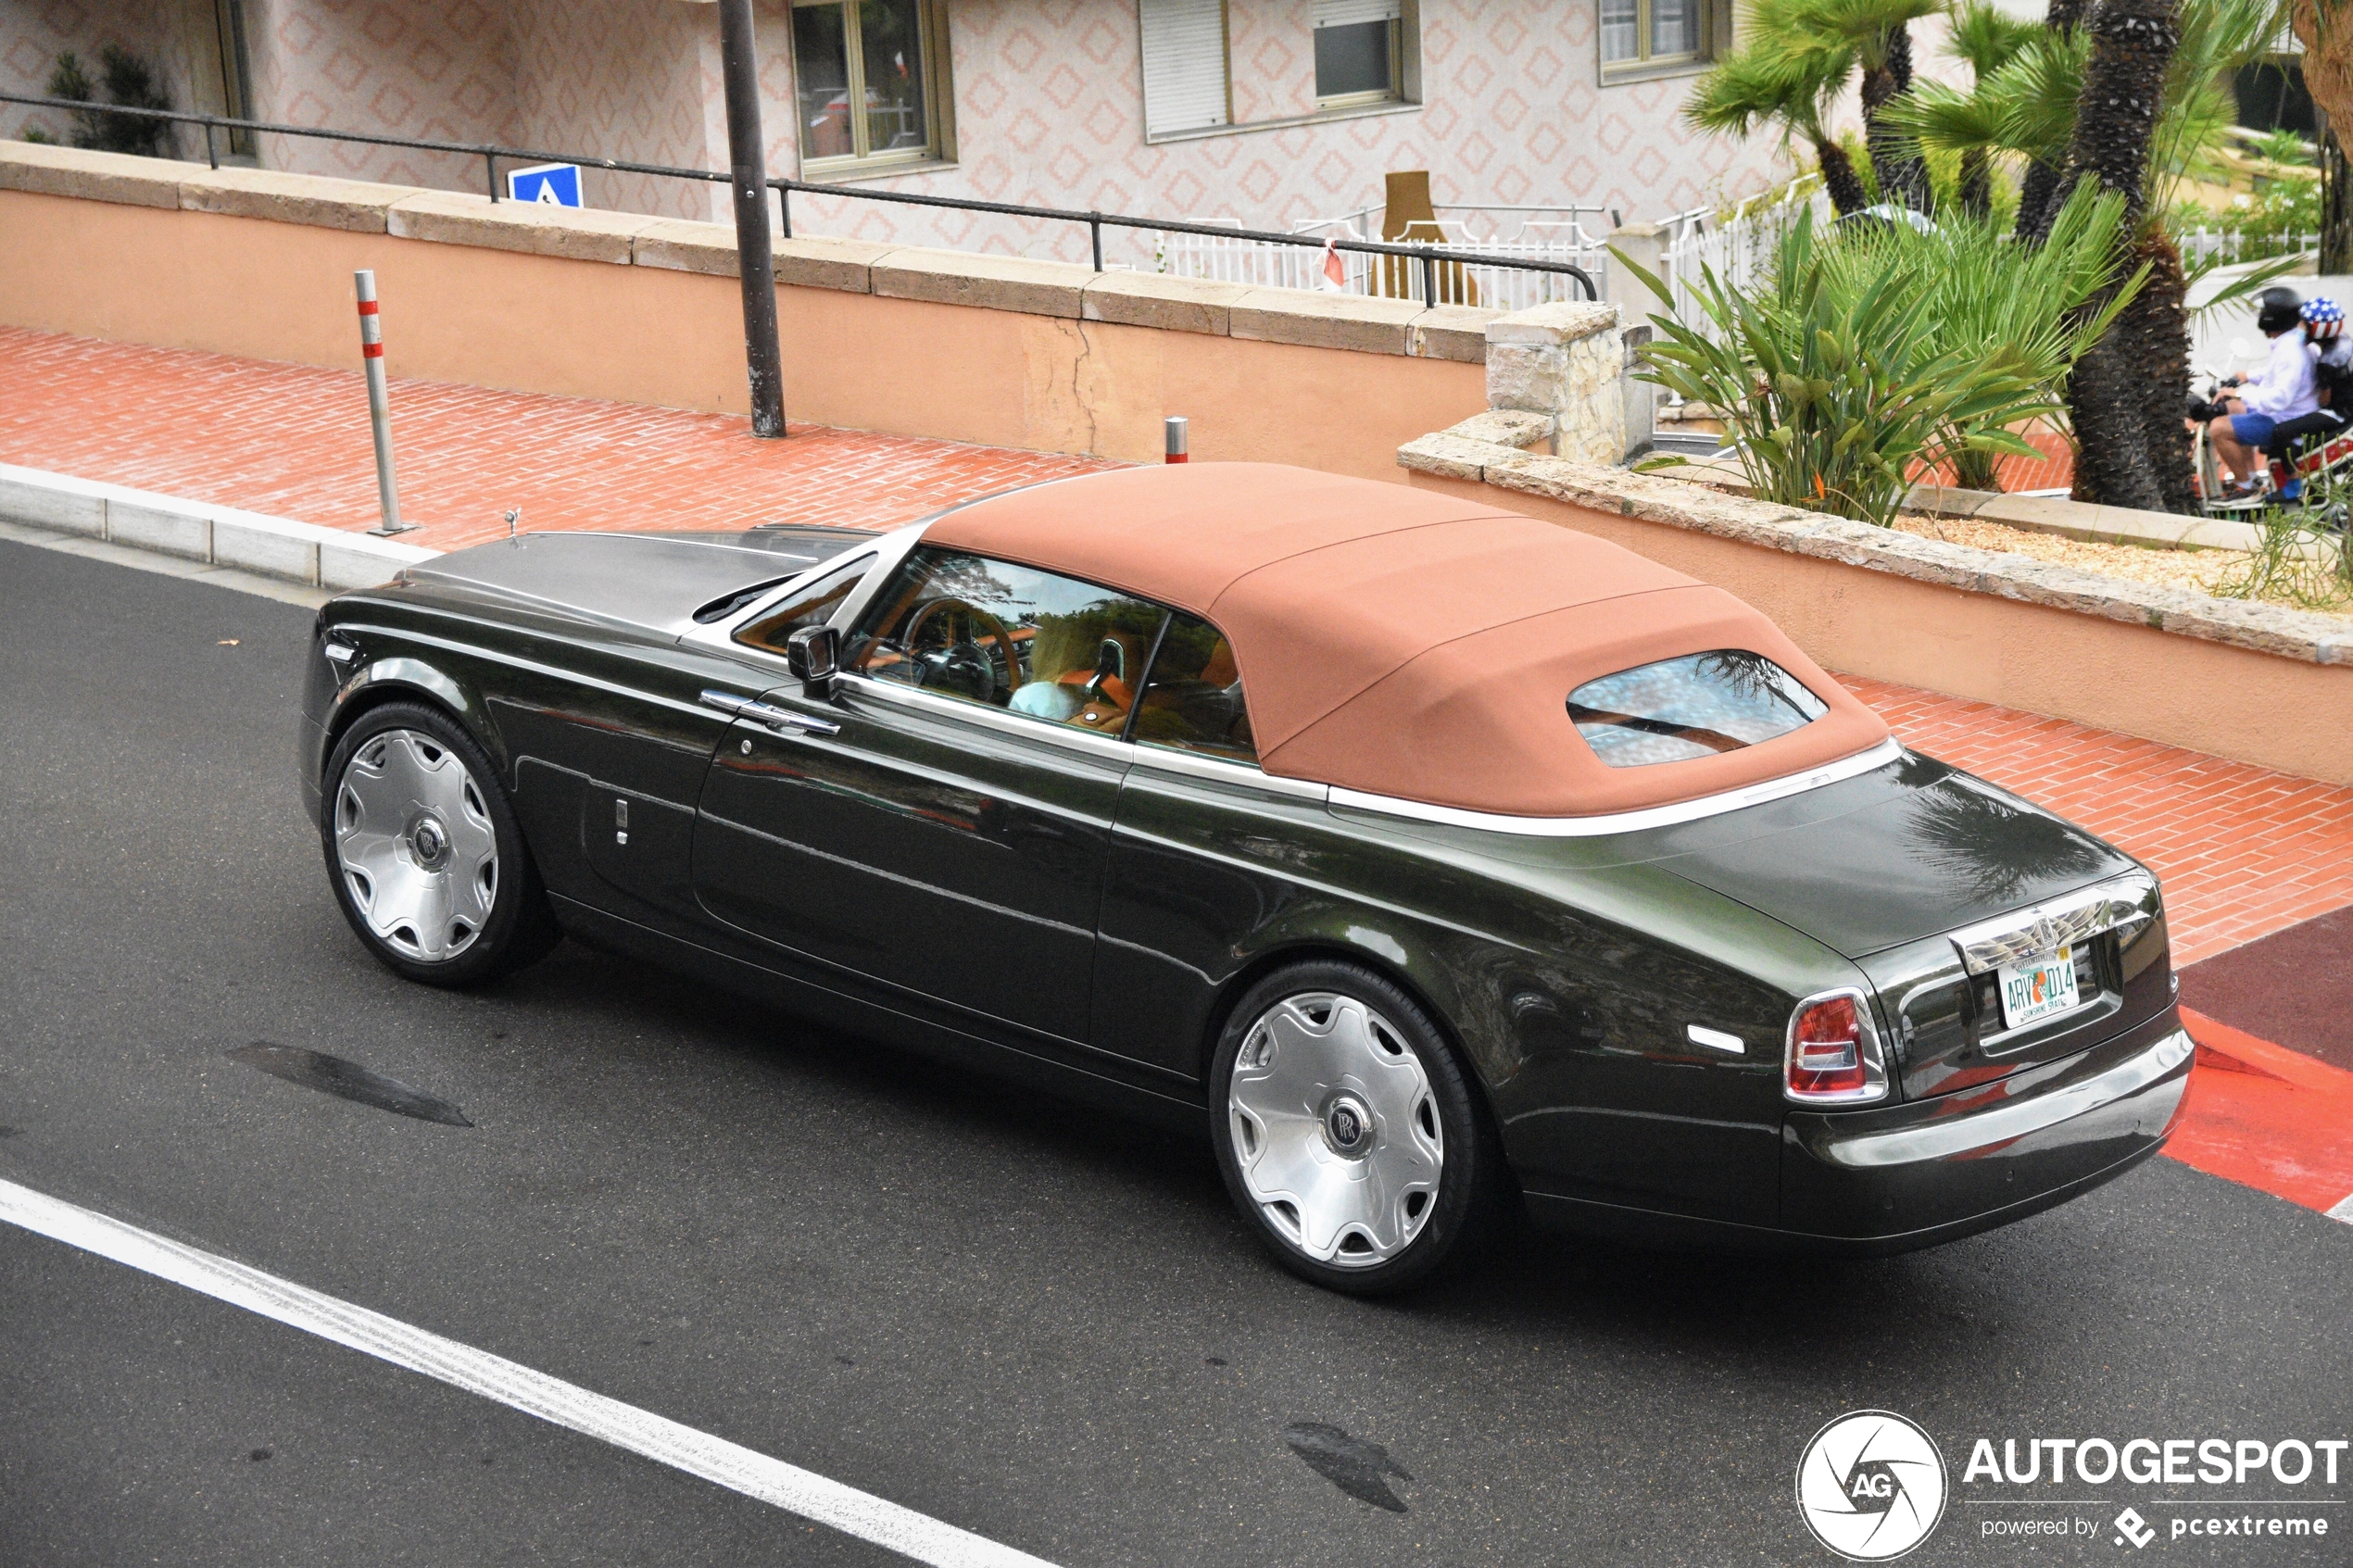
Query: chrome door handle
745 701 839 736
698 688 837 736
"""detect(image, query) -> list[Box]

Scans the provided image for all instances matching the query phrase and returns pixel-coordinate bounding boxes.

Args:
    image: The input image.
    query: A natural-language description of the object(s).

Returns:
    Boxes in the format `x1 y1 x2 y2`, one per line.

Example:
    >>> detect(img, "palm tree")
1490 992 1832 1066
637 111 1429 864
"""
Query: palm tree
1685 35 1869 215
2290 3 2353 268
1777 0 1951 211
2045 0 2185 512
1942 1 2042 212
2016 0 2094 237
1885 0 2284 509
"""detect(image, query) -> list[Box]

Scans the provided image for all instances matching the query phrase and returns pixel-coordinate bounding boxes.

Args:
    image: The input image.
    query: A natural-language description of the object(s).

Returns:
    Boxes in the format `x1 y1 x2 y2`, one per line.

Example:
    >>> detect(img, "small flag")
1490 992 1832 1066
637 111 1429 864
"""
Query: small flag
1320 239 1345 293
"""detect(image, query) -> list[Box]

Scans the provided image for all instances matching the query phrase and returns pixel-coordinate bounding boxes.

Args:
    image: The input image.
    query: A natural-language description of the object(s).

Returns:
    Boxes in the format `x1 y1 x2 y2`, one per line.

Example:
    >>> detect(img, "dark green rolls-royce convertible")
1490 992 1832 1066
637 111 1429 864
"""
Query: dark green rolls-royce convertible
299 463 2192 1292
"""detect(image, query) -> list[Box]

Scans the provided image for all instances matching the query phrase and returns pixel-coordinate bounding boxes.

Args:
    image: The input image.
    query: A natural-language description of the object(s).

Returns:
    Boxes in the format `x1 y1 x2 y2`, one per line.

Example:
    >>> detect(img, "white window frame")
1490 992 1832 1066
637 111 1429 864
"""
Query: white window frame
1313 0 1406 111
789 0 958 182
1600 0 1722 84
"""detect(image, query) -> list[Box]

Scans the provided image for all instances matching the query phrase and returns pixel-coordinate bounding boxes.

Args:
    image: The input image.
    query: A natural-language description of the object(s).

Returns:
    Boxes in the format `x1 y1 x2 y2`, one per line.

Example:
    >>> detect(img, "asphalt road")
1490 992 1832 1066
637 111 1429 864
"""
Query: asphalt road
2 536 2347 1567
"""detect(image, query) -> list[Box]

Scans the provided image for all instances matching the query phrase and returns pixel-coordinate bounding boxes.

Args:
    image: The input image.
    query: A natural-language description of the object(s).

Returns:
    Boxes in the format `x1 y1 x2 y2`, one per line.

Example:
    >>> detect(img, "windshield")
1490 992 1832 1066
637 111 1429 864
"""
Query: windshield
1567 650 1829 767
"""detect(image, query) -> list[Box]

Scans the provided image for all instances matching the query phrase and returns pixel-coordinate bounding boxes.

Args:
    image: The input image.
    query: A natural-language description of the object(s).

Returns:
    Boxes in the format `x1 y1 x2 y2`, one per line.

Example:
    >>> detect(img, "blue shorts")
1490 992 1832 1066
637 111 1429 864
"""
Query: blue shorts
2231 412 2278 445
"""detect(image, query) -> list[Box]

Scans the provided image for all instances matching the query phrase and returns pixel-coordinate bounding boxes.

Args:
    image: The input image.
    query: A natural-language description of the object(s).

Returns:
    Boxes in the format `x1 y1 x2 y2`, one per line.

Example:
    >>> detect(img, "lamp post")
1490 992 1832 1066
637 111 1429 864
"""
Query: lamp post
717 0 786 438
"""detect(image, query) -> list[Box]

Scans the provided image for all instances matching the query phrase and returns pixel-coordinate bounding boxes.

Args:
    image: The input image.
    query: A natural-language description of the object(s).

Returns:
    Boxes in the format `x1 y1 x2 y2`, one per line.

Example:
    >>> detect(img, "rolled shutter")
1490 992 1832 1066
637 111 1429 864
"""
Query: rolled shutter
1314 0 1403 26
1140 0 1229 136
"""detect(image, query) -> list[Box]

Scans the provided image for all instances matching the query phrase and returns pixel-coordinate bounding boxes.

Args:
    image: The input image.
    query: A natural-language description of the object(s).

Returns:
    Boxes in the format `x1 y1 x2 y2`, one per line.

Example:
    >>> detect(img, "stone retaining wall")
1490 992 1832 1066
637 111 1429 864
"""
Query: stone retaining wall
1402 416 2353 785
0 141 1495 477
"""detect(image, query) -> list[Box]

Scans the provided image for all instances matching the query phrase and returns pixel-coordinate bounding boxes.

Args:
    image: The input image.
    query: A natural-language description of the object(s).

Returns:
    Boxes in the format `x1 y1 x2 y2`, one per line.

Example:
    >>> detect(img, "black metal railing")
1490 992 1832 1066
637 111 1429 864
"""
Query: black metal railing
0 91 1597 306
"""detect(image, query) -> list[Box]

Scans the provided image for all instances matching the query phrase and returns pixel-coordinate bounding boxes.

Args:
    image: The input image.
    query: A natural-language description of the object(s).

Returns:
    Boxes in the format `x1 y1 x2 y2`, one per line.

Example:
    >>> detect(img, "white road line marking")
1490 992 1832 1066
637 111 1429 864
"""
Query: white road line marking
0 1177 1060 1568
2328 1191 2353 1224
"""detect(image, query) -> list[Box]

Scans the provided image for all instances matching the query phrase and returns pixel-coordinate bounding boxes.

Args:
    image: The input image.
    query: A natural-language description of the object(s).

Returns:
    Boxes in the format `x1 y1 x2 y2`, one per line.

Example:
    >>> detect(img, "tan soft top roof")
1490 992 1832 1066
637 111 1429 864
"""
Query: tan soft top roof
925 463 1888 817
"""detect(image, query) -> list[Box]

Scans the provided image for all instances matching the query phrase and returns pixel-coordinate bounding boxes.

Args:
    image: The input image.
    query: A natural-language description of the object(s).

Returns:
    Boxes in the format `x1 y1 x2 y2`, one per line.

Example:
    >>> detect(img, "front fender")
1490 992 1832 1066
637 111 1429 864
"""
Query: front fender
319 652 510 785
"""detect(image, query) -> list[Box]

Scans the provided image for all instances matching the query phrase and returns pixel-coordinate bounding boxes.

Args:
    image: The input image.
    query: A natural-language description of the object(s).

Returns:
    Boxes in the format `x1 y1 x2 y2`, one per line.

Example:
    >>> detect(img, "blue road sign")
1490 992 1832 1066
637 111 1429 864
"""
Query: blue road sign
507 162 583 207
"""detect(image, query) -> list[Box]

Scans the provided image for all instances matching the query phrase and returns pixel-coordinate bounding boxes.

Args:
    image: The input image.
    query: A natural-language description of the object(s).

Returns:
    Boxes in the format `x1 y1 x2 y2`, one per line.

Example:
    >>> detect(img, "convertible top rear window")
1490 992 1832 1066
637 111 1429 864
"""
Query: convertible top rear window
1568 650 1828 768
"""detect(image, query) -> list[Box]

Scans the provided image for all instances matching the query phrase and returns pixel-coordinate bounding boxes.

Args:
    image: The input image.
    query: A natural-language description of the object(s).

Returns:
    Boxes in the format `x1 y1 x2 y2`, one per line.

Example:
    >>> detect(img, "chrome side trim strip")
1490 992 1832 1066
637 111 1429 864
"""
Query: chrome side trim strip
1325 738 1905 838
1126 744 1331 800
1947 870 2162 976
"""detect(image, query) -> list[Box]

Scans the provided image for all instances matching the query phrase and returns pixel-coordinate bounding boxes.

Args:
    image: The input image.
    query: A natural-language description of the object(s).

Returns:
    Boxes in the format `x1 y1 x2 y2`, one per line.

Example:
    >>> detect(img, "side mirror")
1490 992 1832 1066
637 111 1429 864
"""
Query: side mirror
786 624 839 697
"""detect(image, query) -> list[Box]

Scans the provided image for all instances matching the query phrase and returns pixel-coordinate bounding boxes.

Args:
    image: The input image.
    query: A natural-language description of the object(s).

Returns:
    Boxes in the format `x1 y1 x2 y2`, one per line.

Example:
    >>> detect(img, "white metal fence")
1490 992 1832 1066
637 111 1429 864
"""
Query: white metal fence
2176 227 2321 268
1654 177 1829 342
1149 204 1612 308
1152 181 2308 344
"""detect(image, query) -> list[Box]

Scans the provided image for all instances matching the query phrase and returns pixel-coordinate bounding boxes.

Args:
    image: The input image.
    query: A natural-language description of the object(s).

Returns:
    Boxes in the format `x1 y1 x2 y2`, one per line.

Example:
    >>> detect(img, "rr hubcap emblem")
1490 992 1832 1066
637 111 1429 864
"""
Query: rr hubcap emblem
1324 1094 1373 1156
410 815 450 868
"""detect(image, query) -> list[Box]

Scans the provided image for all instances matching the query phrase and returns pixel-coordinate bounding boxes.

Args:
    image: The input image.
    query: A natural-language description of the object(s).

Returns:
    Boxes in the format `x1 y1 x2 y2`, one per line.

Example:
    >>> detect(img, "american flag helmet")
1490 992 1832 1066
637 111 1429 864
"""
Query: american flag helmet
2303 296 2344 341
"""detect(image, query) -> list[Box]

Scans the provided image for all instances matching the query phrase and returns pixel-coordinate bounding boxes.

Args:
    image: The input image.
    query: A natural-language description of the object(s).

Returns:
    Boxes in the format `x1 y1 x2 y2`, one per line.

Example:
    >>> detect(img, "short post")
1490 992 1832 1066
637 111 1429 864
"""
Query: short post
1164 416 1189 464
354 270 412 536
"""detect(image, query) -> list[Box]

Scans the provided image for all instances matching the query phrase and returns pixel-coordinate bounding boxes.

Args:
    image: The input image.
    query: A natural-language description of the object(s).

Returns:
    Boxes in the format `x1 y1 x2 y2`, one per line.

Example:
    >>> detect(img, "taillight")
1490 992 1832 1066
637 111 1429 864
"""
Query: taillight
1784 989 1889 1104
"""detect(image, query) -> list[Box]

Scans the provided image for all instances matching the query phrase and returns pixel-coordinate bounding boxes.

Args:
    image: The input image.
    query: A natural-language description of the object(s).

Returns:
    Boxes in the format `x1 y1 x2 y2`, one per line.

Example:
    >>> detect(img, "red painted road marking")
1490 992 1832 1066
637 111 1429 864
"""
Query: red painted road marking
2169 1006 2353 1219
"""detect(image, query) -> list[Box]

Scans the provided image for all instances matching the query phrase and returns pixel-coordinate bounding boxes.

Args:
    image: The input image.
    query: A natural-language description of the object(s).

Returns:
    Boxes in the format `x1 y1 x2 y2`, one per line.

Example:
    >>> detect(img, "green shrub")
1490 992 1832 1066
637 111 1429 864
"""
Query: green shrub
1618 192 2137 524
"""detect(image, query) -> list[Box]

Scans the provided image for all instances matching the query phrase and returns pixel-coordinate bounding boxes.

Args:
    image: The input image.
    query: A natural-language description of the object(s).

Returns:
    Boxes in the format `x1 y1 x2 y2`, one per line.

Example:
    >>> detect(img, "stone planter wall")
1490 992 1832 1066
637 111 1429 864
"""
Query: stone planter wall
1402 416 2353 784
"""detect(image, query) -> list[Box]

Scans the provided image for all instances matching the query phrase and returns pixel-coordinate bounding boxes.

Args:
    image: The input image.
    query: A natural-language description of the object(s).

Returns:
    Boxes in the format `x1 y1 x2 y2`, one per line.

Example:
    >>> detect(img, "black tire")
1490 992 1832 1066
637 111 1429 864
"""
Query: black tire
1208 960 1505 1295
319 700 560 987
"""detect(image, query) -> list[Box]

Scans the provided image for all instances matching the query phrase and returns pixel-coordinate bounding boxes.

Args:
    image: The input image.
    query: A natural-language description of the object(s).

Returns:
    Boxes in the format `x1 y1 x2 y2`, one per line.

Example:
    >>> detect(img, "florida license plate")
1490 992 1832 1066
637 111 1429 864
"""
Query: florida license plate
1996 946 2080 1030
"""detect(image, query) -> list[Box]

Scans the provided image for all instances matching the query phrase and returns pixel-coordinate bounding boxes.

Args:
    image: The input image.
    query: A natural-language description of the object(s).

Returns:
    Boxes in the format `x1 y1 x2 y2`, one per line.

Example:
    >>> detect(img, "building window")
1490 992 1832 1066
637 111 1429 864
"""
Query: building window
1139 0 1230 137
791 0 951 176
1601 0 1712 77
1314 1 1403 108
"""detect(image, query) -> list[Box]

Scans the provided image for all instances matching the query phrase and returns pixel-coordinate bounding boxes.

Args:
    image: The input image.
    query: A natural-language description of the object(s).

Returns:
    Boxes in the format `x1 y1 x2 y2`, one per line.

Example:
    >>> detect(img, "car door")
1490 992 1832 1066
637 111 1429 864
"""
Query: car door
691 545 1166 1045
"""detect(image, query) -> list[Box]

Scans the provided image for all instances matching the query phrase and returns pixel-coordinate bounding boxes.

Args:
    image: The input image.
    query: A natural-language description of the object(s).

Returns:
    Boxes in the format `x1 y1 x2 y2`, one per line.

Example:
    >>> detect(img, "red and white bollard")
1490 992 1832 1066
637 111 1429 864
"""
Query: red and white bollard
1164 415 1189 465
355 270 411 536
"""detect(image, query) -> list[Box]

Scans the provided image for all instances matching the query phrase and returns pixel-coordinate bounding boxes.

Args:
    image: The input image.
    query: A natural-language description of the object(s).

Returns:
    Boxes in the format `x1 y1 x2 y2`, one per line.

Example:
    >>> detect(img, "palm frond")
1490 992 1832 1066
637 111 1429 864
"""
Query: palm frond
1878 78 2011 157
1944 0 2042 80
1980 33 2087 167
1776 0 1950 63
1683 35 1855 143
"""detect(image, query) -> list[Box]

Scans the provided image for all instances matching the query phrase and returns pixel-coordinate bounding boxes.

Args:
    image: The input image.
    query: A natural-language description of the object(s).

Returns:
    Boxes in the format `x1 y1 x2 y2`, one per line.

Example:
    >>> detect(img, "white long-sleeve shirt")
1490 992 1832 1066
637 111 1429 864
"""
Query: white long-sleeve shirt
2239 331 2320 419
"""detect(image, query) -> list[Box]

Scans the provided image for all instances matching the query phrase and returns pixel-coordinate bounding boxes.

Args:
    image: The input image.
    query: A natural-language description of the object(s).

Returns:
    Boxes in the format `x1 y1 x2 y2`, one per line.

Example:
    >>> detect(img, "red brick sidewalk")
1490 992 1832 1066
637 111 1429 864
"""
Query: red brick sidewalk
0 327 1114 547
1847 679 2353 967
6 327 2349 968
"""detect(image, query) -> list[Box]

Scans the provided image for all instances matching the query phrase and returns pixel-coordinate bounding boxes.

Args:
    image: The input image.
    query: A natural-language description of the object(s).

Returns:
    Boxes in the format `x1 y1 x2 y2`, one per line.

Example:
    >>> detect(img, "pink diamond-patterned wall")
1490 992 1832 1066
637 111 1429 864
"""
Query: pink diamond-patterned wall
4 1 1890 254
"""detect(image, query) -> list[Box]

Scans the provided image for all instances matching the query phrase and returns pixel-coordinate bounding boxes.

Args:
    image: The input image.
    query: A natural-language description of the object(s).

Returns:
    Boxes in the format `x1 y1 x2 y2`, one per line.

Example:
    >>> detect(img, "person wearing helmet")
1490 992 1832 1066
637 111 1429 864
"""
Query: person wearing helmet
2260 297 2353 499
2208 285 2319 494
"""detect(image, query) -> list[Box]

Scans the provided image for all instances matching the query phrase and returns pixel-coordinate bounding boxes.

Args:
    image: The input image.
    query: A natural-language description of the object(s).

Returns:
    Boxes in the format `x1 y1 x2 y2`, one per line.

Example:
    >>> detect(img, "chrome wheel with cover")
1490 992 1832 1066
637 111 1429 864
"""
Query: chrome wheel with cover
1210 961 1501 1293
321 702 558 986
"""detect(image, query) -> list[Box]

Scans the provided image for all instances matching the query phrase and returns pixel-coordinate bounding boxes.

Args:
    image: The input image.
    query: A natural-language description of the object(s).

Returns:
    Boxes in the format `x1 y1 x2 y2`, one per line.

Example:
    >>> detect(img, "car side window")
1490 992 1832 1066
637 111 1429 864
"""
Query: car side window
845 546 1167 735
1131 611 1255 764
734 556 872 655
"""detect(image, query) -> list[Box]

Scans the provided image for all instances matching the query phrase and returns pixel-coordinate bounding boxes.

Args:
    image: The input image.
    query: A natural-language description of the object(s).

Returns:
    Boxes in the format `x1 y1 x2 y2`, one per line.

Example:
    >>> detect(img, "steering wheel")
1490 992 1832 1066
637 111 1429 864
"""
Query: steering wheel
900 596 1025 701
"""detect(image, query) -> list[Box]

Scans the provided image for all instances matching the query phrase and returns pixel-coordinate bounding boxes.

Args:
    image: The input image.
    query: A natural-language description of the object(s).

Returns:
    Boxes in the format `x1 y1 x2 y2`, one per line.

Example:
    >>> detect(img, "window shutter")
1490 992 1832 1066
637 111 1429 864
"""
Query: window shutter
1314 0 1403 26
1140 0 1229 136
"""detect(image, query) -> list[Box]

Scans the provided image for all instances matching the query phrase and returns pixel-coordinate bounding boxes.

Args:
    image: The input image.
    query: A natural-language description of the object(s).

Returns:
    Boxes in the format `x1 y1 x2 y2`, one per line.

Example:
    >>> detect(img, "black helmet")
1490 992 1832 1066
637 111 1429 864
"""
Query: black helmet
2256 286 2304 334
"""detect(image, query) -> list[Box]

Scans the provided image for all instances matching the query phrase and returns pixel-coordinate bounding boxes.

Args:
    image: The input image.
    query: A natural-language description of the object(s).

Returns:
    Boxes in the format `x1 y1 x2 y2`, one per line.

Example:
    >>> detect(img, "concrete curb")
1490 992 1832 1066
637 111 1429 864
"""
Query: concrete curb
0 463 440 590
